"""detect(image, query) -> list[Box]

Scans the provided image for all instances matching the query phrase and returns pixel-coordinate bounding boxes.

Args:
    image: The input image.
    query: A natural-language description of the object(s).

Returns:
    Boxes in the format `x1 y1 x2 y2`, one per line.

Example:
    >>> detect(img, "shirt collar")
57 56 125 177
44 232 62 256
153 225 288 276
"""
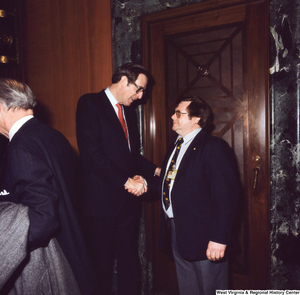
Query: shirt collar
105 87 119 107
9 115 34 141
176 127 202 145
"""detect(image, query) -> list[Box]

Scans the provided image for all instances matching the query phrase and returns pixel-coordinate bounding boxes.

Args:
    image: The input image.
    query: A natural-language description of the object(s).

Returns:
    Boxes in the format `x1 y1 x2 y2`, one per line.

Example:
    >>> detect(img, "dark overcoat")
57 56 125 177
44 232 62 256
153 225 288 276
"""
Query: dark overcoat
0 117 97 295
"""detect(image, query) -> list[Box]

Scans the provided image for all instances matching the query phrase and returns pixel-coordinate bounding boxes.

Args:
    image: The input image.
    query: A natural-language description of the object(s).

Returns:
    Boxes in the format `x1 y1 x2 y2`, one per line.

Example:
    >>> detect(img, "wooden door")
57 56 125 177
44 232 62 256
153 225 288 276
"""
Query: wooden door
142 0 269 294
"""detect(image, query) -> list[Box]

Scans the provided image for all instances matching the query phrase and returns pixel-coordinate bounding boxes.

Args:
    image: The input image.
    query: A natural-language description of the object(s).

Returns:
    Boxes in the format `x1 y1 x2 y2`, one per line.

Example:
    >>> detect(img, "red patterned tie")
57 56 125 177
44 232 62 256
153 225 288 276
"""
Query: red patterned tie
116 103 128 142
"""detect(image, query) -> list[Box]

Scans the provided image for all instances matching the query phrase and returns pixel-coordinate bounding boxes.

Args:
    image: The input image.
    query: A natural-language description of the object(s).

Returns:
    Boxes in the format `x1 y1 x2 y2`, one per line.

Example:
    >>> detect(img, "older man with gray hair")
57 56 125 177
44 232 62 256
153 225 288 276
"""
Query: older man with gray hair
0 79 97 295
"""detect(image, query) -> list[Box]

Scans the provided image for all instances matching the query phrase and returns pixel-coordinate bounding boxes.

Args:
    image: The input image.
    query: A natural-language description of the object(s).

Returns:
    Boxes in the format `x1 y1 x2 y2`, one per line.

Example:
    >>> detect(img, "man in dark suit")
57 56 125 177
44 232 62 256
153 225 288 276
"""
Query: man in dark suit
0 79 97 295
160 96 239 295
76 63 160 295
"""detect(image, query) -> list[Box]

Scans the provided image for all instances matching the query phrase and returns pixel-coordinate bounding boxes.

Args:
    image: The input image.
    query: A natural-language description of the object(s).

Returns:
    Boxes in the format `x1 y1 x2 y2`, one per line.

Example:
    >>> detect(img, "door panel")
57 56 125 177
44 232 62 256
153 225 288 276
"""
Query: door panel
142 1 269 293
165 22 248 277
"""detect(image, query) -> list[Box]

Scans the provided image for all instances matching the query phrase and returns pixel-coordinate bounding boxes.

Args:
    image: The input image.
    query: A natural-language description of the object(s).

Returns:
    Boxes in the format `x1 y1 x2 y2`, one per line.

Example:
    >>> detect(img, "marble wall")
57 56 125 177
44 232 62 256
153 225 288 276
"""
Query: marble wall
111 0 207 69
269 0 300 289
111 0 300 290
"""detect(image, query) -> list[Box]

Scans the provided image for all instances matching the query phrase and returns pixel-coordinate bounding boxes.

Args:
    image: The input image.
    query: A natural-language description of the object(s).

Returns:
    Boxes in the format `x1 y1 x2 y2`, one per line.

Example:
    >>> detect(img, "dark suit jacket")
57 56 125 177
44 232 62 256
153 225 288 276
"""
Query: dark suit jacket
160 129 239 261
76 90 157 217
0 117 97 295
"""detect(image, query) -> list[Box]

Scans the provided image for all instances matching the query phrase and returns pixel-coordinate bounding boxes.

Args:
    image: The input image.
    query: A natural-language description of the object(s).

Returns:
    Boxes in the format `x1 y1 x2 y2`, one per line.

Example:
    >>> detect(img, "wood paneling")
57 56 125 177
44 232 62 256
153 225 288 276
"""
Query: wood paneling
26 0 113 150
246 0 270 288
0 0 27 82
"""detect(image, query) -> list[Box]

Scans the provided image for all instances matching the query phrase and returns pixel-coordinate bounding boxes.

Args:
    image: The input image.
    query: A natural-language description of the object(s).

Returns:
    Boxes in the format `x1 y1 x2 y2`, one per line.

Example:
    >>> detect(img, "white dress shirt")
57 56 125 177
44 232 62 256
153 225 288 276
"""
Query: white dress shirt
9 115 34 141
105 87 131 150
162 128 202 218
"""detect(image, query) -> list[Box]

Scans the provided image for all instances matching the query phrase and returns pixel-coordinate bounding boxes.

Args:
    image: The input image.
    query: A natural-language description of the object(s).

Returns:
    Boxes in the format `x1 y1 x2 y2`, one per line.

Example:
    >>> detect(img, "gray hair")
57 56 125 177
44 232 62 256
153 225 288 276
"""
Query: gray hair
0 79 37 110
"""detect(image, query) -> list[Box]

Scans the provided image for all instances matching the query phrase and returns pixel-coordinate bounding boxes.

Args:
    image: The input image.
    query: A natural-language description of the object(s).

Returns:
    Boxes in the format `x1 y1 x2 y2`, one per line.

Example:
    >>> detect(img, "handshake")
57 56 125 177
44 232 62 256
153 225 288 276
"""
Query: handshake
125 176 147 196
124 168 161 197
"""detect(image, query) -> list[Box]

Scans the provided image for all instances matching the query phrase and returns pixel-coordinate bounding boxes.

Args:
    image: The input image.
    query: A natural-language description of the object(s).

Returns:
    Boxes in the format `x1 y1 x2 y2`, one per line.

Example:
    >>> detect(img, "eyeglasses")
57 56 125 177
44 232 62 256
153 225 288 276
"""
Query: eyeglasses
132 82 146 94
174 110 188 118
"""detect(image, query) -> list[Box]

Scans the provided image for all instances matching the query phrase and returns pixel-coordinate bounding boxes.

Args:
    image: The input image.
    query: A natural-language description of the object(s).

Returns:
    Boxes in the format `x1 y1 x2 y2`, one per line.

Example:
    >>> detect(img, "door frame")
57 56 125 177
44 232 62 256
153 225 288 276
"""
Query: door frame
142 0 270 291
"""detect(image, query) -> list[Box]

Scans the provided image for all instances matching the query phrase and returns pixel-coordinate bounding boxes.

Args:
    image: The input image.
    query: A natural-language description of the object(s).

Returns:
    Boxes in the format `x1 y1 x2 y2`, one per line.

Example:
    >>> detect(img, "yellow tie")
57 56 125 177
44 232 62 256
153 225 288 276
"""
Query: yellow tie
163 138 183 210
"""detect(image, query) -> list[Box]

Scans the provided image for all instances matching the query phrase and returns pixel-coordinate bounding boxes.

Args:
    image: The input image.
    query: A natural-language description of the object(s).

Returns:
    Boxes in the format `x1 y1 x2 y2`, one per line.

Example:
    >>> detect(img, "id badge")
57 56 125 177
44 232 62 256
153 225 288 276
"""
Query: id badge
167 170 177 180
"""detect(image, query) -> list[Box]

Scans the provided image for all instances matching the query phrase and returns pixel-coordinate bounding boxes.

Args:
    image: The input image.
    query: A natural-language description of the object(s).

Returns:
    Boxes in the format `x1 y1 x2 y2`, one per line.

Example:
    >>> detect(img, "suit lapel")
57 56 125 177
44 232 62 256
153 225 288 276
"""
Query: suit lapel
101 92 131 151
101 93 121 127
173 130 209 183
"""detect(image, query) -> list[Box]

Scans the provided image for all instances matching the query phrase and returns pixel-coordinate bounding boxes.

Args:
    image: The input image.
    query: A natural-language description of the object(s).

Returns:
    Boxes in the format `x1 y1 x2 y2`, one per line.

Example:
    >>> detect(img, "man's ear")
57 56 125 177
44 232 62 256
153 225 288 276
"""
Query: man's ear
0 103 5 114
0 103 11 117
0 103 6 122
194 116 201 125
120 76 128 87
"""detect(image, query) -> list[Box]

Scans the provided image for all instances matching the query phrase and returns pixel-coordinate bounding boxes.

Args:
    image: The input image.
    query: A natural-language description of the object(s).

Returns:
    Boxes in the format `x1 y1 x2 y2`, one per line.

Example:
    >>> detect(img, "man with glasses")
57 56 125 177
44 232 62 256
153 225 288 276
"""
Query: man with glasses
76 62 160 295
159 96 239 295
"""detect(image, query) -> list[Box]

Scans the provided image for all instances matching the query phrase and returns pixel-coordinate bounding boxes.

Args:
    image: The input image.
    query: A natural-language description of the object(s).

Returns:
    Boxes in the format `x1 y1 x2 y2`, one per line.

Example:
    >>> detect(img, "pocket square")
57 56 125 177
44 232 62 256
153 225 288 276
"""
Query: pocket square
0 189 10 195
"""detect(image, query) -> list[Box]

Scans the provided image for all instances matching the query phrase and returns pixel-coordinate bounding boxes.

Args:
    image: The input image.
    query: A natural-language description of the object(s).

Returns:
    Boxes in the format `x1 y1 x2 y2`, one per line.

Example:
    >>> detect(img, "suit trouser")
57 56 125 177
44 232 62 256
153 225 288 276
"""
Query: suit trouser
171 219 228 295
83 200 141 295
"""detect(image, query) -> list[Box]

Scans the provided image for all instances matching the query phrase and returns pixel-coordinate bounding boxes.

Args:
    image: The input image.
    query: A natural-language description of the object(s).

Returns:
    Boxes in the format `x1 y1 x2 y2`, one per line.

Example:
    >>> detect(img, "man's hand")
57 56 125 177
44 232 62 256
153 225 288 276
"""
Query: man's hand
155 167 161 177
206 241 226 261
125 176 147 196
